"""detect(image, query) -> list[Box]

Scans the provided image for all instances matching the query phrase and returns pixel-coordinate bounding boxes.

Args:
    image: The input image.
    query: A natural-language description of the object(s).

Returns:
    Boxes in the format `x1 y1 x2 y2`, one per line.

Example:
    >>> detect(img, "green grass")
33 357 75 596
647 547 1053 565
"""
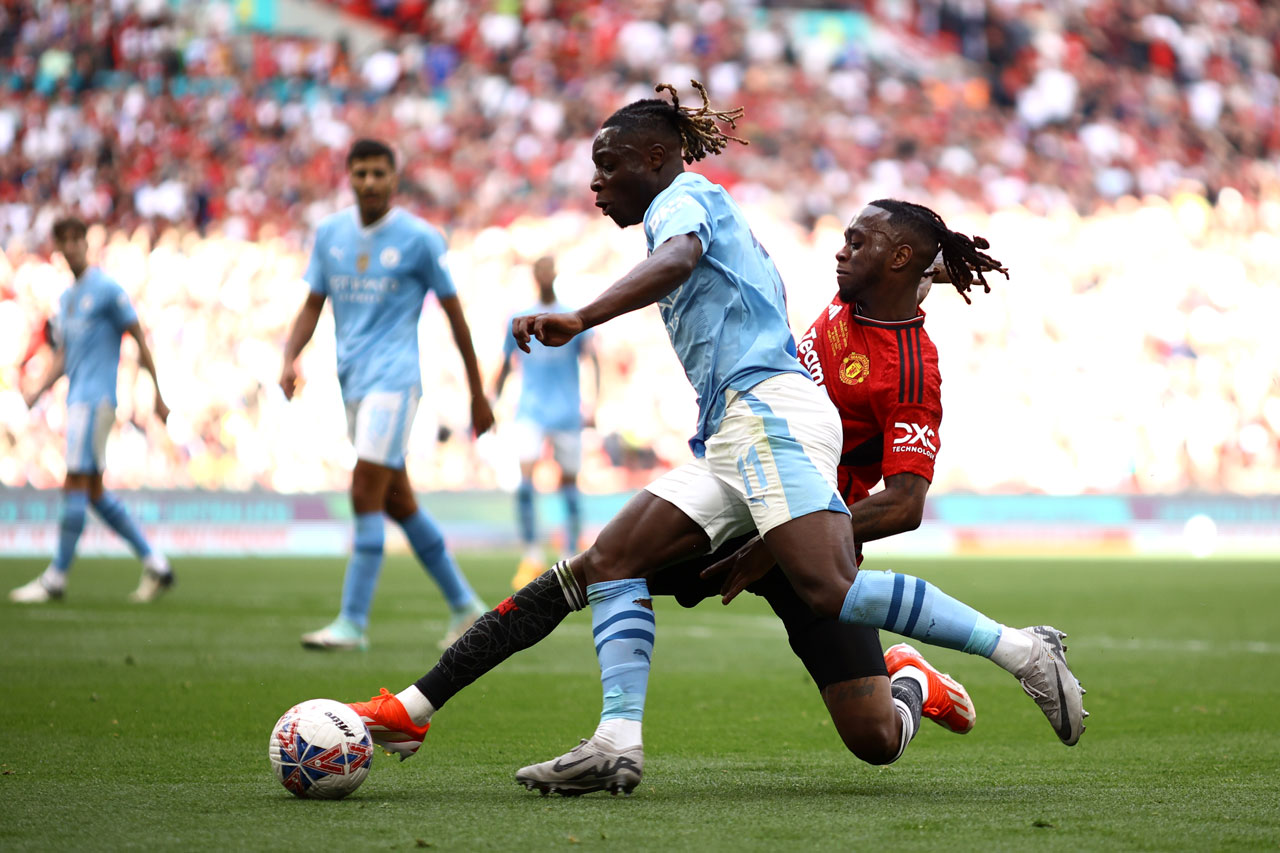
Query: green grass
2 554 1278 852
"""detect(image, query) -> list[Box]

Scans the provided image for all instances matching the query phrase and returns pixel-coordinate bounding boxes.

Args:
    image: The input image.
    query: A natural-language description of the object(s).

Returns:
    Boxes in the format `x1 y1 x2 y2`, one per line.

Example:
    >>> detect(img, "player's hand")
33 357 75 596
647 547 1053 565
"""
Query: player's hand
154 397 170 425
279 361 300 400
700 536 776 605
511 311 584 352
471 394 495 437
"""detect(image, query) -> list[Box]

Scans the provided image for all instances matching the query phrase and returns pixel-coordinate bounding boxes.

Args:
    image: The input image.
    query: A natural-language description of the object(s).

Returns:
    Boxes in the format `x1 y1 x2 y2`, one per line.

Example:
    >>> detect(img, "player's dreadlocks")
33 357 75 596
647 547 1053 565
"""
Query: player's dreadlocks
869 199 1009 304
602 80 749 164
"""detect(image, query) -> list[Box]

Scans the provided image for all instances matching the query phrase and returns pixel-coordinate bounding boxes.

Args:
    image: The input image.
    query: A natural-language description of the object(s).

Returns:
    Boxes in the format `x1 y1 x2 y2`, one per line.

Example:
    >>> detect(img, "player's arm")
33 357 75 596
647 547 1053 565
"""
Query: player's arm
280 291 326 401
125 321 169 423
439 294 495 436
512 234 701 352
22 347 65 409
494 351 514 399
846 472 930 541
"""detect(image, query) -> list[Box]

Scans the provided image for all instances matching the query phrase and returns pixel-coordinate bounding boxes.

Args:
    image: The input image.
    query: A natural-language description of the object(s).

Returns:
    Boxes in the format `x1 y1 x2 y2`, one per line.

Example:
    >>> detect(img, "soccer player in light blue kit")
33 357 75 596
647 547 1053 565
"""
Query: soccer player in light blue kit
11 216 174 604
281 139 492 652
495 255 599 590
508 83 1084 795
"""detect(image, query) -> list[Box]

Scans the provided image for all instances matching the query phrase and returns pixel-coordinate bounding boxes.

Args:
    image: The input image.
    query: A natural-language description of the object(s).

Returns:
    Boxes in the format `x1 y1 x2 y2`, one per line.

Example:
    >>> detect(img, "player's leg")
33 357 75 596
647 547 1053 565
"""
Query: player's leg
302 396 396 650
81 443 173 601
717 373 1085 745
385 466 485 649
516 463 745 796
11 401 103 603
551 428 583 560
349 560 588 760
511 420 544 589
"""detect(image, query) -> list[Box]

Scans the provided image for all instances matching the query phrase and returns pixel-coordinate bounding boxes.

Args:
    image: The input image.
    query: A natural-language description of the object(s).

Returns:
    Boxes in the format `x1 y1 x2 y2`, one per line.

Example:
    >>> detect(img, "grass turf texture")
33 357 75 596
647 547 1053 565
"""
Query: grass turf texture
2 555 1278 852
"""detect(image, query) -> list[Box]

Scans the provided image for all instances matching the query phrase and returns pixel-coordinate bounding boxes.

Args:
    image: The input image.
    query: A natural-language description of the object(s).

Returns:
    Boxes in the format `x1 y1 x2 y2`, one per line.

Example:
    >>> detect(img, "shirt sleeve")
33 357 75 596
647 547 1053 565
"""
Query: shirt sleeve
304 229 327 295
880 399 943 482
645 187 713 256
502 314 517 358
422 228 458 300
108 283 139 330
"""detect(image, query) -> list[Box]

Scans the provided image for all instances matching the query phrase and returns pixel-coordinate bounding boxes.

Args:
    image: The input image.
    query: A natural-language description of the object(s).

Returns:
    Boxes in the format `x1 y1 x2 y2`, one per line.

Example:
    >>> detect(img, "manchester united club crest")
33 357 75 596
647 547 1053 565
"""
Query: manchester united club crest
356 253 369 272
840 351 870 385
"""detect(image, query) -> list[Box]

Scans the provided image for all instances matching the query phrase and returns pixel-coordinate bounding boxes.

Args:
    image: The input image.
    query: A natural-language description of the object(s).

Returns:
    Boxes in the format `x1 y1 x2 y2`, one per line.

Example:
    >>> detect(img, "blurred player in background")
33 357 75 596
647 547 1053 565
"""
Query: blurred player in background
509 83 1086 794
495 255 599 590
280 138 493 652
11 216 173 604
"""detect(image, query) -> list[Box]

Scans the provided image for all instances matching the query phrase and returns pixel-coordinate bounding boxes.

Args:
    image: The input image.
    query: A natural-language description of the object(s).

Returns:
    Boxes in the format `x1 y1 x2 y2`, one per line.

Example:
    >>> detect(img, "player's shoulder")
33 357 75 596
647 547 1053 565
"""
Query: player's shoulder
646 173 715 224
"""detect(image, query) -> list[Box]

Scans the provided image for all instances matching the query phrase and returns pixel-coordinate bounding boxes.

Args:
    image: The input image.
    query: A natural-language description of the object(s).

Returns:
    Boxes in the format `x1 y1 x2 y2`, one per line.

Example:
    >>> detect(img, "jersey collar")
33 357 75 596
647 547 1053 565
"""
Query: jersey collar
351 206 400 236
851 304 926 329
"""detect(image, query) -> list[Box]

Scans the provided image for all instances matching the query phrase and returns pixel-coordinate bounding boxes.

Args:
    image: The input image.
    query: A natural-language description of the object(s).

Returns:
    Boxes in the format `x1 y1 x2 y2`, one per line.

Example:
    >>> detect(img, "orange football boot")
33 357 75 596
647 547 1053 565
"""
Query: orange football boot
348 688 430 761
884 643 976 734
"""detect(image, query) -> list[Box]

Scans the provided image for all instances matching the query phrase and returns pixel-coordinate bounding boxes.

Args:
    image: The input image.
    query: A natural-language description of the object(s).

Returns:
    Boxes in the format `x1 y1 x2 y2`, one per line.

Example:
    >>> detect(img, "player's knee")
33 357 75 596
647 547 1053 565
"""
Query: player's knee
578 537 641 583
789 576 846 621
384 490 417 520
838 716 901 765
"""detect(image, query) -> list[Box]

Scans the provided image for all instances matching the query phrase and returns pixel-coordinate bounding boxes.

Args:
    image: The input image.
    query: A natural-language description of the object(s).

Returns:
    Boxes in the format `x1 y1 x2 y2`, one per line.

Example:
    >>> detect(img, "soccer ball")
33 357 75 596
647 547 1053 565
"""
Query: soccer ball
268 699 374 799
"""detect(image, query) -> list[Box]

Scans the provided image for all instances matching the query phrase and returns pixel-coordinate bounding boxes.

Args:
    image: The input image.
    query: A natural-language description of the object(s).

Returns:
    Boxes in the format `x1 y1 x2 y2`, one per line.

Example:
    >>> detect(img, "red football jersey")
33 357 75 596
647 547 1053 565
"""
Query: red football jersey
796 298 943 507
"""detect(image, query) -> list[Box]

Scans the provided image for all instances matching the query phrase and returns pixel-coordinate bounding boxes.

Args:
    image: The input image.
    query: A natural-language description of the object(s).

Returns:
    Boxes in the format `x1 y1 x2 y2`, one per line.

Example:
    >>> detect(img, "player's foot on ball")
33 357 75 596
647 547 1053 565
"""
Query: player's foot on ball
347 688 429 761
510 556 543 592
129 558 175 603
516 737 643 797
438 601 487 650
8 571 64 604
301 618 368 652
885 642 976 734
1015 625 1087 746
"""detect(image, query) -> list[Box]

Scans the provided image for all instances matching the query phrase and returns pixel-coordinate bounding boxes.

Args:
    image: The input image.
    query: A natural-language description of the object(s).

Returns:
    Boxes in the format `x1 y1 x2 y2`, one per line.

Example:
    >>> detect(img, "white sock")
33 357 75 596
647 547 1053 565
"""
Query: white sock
887 697 918 763
142 552 170 575
893 665 930 704
396 685 437 726
41 566 67 590
990 625 1036 675
593 718 642 751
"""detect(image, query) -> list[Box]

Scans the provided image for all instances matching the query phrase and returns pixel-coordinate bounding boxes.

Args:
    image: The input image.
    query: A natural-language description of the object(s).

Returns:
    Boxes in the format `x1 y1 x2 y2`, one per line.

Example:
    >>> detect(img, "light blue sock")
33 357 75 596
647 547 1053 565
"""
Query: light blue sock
91 492 153 559
52 490 89 572
397 509 476 612
515 479 536 545
589 579 654 723
840 570 1003 657
561 483 581 552
339 512 385 630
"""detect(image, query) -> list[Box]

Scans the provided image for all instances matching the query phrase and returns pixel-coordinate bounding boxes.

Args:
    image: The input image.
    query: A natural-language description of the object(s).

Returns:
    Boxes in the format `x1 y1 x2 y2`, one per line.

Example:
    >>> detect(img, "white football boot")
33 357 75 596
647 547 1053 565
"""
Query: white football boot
1016 625 1087 746
516 736 643 796
9 569 65 604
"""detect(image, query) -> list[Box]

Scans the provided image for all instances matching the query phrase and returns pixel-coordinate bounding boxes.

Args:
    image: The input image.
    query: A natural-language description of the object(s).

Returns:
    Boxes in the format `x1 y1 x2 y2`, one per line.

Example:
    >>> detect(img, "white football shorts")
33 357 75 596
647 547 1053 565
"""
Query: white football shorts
344 389 420 468
510 419 582 476
645 371 848 551
65 400 115 474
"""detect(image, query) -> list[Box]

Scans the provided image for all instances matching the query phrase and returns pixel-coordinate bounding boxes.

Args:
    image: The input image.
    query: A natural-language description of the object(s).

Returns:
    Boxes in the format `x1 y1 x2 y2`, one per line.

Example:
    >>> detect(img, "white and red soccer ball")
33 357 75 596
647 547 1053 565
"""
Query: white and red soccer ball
268 699 373 799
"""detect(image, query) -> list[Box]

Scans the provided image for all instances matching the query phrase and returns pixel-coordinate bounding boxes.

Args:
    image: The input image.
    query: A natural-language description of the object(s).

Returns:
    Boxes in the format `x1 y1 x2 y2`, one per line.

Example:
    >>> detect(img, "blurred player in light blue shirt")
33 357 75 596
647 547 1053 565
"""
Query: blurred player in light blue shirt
281 139 494 652
11 216 173 605
495 256 599 589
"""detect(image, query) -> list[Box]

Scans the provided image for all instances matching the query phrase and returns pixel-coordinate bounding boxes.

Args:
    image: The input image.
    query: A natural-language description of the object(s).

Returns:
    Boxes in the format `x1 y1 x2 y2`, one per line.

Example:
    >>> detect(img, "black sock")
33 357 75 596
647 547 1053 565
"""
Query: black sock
892 677 924 729
414 568 577 709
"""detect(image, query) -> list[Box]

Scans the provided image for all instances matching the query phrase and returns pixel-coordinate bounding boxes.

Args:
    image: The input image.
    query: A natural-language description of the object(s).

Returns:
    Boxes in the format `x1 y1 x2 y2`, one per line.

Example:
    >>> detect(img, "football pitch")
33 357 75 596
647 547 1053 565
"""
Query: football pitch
2 553 1278 852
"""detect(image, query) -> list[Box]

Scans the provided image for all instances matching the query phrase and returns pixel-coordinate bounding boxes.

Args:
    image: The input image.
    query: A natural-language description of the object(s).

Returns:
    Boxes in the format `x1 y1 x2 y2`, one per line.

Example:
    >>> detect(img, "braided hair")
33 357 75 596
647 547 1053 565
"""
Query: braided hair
602 80 749 164
868 199 1009 304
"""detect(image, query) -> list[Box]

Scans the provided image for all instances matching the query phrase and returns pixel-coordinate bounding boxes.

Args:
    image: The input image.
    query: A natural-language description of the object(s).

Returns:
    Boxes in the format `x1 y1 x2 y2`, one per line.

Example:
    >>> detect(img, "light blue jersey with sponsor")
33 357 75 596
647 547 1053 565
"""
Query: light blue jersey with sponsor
305 207 457 401
55 267 138 406
644 172 807 455
502 300 590 431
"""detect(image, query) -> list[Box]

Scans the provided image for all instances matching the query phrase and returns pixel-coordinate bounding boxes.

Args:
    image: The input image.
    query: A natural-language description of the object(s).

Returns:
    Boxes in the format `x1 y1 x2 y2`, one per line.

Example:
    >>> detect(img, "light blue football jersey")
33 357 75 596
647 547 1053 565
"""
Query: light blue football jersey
55 267 138 406
502 301 590 431
305 207 457 400
644 172 807 455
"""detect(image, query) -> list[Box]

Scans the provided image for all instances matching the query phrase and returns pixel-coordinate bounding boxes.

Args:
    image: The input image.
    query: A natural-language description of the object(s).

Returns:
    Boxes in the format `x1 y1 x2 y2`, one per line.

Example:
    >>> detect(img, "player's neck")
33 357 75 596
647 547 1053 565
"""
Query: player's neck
858 291 919 323
69 263 89 281
358 206 393 228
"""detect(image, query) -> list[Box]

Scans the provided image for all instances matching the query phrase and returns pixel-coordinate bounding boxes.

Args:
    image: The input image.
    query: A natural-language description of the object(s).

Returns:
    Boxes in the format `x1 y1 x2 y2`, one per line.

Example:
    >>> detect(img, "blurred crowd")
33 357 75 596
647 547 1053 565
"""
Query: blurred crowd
1 0 1277 495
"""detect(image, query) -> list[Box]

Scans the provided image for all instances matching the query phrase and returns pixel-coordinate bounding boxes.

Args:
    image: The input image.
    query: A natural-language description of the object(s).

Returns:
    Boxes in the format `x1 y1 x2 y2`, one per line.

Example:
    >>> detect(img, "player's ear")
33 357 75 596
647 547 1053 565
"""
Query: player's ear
647 141 670 171
890 243 914 273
